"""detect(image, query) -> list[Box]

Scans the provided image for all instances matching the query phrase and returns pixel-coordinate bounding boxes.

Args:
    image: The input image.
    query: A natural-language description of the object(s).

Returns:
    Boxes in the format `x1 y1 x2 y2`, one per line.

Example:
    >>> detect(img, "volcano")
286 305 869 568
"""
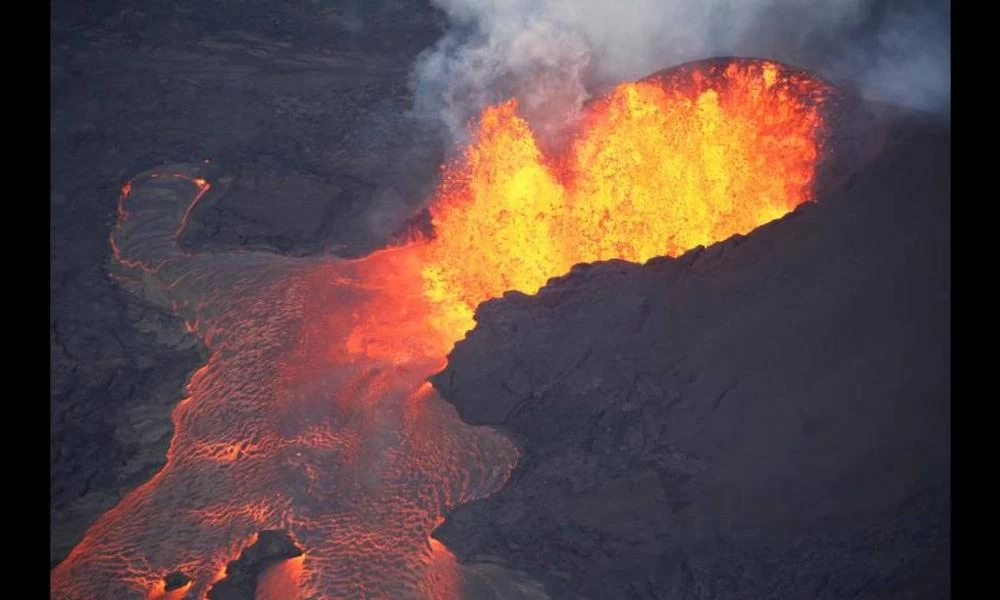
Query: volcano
50 54 948 600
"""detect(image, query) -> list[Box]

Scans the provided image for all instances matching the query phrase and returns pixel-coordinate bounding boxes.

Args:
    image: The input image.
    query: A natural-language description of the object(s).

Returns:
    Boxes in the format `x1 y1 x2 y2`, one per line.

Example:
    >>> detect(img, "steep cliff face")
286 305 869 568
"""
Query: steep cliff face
432 112 950 599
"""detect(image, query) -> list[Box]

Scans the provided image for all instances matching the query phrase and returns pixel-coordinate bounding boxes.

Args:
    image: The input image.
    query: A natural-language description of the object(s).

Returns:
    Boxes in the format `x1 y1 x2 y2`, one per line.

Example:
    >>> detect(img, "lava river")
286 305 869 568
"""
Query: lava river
51 58 829 599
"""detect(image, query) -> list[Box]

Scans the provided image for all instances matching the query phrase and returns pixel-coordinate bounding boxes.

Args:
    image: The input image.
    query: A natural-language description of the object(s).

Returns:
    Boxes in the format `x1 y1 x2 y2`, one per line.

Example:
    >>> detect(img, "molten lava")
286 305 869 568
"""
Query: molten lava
422 59 827 335
52 58 829 600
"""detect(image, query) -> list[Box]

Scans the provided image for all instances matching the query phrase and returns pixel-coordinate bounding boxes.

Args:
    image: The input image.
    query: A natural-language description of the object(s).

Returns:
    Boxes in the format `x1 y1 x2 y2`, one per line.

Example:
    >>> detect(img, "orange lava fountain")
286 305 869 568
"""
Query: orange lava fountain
51 58 828 599
422 59 827 335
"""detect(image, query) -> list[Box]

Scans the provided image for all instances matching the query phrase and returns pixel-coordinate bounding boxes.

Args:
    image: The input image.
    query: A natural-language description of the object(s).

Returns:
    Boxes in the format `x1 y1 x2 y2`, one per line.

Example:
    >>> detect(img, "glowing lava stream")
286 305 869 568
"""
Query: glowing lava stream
51 59 828 599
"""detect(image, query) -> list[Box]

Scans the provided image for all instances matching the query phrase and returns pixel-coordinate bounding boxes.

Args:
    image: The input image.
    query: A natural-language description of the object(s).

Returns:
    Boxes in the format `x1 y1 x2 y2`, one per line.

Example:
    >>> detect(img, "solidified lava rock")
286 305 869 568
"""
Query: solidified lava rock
207 530 303 600
163 571 191 591
432 108 950 598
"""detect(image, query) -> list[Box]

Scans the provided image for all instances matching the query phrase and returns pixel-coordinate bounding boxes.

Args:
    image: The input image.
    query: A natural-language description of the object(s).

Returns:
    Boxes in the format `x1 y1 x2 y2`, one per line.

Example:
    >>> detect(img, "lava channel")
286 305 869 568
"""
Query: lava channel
51 57 830 599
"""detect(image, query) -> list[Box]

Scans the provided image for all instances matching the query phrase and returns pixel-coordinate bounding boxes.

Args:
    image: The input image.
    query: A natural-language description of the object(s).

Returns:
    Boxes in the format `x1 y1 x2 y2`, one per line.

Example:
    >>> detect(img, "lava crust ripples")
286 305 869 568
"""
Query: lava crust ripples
51 58 829 599
54 171 520 599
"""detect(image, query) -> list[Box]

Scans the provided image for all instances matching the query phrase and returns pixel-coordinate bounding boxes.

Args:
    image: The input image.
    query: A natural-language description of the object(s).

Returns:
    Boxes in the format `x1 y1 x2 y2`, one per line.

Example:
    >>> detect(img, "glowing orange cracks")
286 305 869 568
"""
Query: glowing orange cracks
420 59 828 338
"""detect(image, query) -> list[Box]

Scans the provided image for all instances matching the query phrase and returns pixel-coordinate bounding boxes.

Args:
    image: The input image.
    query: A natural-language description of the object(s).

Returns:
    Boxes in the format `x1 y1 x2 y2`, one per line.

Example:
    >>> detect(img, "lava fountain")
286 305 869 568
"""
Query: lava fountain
51 58 829 599
422 58 828 334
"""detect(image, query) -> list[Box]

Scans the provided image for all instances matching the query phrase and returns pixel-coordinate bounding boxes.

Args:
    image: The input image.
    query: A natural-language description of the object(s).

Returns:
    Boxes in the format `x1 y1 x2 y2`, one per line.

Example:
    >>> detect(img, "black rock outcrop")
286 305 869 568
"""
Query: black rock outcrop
163 570 192 592
207 530 303 600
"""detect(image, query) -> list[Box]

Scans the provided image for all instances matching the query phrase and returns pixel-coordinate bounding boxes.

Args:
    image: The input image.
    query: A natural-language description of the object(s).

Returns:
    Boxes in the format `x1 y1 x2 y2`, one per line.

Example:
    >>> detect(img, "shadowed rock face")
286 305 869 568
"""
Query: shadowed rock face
432 112 950 598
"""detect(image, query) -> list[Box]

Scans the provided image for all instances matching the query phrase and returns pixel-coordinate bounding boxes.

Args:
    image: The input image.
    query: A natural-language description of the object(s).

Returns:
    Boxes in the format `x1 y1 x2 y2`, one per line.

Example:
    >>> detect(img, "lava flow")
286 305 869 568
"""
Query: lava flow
51 58 829 599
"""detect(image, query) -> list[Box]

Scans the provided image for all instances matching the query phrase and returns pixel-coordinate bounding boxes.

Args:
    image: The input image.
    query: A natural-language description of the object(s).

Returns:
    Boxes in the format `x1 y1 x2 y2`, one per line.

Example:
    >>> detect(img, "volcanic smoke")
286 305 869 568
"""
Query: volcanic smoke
51 58 828 599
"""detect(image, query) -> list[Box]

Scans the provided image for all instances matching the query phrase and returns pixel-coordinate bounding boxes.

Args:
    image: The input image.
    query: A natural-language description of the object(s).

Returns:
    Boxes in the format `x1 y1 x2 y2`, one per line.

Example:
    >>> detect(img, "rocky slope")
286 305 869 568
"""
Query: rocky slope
432 112 950 598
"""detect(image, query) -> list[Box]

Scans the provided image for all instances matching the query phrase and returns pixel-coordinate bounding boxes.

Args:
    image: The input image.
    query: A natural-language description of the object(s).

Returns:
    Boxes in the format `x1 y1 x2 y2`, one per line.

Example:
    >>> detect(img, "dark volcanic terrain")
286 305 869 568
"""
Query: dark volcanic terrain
432 112 950 598
52 1 950 596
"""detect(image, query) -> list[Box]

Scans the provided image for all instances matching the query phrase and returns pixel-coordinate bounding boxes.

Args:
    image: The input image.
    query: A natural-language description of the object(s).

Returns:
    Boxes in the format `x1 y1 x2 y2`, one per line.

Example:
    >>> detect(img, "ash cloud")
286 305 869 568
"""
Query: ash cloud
411 0 950 144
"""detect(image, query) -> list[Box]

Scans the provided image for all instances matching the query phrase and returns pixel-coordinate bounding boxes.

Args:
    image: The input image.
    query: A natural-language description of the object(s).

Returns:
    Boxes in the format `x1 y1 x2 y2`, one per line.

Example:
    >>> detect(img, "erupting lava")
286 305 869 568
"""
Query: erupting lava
422 59 828 334
52 58 829 599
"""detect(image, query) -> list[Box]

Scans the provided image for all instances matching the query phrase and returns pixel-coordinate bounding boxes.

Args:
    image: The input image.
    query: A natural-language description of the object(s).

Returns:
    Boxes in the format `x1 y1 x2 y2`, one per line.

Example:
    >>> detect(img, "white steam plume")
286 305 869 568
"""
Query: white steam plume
411 0 950 144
